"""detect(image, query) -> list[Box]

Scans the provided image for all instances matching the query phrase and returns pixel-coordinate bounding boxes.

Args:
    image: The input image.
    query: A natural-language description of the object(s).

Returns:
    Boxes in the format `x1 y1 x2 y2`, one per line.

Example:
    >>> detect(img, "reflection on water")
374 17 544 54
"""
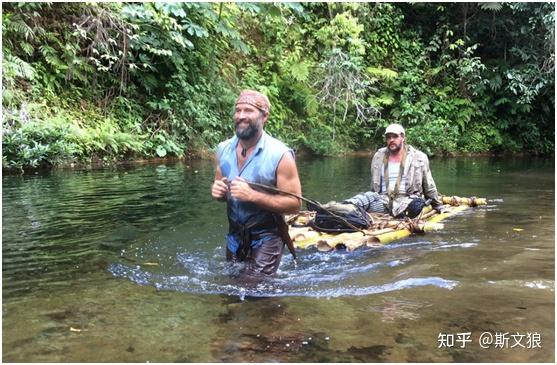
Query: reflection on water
2 156 554 362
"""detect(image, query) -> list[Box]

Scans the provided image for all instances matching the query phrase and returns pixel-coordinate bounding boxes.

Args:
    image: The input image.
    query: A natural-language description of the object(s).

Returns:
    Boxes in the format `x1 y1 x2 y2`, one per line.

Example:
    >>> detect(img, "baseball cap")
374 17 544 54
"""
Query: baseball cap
384 123 405 136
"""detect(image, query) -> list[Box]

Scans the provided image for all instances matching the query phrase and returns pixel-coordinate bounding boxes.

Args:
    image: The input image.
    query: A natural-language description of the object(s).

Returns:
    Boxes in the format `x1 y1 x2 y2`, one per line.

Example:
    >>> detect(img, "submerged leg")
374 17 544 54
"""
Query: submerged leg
241 235 284 277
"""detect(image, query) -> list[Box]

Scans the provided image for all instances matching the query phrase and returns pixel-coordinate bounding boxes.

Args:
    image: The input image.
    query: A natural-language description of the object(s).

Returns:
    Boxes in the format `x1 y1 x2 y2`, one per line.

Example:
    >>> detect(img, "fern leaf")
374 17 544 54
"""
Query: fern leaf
290 61 310 82
478 3 503 11
366 66 398 80
20 42 34 56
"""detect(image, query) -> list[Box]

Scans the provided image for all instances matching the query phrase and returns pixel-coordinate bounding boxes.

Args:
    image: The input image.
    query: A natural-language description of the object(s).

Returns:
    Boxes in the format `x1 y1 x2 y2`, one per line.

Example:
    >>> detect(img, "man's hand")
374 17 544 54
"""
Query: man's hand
211 177 229 201
215 152 300 214
229 177 254 202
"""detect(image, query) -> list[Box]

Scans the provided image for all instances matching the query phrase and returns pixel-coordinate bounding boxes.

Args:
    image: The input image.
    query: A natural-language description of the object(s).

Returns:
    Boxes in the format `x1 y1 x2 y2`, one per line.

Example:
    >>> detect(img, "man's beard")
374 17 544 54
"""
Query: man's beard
388 141 403 153
235 116 262 140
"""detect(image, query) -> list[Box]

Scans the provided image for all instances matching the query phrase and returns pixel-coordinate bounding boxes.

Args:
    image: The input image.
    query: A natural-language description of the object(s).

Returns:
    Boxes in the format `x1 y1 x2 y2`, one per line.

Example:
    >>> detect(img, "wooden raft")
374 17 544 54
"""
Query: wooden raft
286 195 486 252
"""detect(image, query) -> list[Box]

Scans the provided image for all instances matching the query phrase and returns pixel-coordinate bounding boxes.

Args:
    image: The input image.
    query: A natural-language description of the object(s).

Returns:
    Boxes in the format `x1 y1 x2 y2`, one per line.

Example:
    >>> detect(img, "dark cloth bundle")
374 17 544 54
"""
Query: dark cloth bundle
307 201 371 233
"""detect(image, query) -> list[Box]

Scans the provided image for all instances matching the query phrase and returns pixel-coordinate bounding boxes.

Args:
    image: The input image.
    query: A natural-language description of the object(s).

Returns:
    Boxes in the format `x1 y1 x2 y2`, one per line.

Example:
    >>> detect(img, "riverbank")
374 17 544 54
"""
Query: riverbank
3 147 544 176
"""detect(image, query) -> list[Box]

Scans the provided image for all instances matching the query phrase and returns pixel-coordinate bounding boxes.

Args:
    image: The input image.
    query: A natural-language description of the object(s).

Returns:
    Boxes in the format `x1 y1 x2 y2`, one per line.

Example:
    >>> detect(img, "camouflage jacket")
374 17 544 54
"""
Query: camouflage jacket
370 145 443 216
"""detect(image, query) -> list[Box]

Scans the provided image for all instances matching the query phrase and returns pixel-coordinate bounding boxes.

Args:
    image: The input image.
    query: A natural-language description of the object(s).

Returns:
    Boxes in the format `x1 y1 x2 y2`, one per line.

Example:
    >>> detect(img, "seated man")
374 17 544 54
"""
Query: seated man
344 123 445 218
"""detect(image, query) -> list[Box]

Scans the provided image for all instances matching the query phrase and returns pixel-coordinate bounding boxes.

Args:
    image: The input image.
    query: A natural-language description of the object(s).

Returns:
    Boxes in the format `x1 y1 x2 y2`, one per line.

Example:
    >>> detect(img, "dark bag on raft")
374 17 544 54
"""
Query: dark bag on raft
308 201 371 233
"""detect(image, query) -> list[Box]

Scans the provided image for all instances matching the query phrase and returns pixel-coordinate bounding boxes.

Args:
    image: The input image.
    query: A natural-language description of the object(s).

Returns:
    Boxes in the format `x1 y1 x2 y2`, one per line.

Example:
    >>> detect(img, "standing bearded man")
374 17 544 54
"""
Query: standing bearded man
211 90 301 279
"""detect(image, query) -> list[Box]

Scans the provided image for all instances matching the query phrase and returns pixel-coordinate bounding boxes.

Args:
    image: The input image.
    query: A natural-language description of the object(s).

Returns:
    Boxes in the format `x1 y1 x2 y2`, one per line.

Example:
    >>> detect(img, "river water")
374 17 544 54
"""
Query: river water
2 156 554 362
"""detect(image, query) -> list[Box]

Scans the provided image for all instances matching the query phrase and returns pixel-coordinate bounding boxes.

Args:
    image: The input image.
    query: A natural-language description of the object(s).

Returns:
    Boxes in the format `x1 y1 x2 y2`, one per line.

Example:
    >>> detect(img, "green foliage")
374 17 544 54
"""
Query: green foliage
406 119 460 156
459 122 504 153
144 131 184 158
2 2 554 172
295 117 347 156
315 11 365 56
2 118 76 170
360 3 404 65
2 99 147 170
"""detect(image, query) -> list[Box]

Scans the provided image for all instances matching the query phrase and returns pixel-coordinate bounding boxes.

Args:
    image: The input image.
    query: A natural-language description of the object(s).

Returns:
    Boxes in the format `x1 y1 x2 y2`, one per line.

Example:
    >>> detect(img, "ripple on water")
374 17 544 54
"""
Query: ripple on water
108 248 459 299
487 279 555 291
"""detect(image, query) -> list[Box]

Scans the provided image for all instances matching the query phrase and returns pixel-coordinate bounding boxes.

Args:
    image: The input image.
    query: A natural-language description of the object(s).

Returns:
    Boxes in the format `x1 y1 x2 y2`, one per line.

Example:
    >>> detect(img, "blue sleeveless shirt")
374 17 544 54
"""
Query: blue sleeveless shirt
217 131 294 253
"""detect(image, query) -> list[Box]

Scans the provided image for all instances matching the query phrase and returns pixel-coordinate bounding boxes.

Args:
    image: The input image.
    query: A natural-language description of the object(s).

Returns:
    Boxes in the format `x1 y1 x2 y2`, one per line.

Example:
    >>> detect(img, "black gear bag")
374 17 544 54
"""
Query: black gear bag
307 201 371 233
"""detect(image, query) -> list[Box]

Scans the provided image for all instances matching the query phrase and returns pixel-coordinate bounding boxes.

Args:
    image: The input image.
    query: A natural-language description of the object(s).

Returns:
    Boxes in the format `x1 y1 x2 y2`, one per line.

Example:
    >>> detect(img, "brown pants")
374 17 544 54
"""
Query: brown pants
226 235 285 278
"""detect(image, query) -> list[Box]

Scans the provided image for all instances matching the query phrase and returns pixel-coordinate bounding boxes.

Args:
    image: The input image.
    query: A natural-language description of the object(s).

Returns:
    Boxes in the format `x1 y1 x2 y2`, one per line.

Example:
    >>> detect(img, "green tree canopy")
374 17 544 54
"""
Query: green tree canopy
2 2 554 171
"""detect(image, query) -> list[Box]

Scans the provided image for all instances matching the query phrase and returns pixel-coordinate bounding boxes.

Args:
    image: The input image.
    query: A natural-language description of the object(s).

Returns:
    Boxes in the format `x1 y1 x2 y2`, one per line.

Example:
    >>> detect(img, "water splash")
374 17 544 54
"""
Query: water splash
108 247 459 298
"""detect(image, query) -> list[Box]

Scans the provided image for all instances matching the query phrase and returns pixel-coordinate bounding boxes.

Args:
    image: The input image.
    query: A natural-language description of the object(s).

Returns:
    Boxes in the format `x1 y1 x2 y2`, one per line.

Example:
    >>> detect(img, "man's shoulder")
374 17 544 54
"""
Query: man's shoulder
263 132 291 154
372 147 388 158
408 145 429 161
216 136 237 158
264 132 288 147
218 136 236 149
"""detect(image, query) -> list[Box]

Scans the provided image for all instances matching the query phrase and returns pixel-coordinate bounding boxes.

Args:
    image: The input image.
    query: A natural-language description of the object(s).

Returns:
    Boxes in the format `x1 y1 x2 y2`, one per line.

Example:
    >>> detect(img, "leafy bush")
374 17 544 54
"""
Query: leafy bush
2 100 148 171
2 2 554 172
406 119 460 156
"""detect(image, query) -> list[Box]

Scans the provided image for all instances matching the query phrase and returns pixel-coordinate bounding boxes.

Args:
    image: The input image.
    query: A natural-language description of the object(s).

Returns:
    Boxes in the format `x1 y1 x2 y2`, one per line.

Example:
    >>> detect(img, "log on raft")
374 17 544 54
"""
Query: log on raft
287 195 486 252
440 195 486 206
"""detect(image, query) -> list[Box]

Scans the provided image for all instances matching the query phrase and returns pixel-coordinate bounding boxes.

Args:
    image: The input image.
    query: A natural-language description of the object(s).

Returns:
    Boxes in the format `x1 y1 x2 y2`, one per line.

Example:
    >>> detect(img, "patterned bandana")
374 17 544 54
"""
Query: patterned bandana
235 90 270 114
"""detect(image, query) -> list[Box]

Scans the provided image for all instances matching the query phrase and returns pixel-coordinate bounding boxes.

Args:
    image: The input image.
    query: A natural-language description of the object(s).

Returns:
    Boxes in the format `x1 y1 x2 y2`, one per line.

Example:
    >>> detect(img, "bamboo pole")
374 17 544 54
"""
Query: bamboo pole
294 232 335 249
367 228 395 236
316 240 335 251
343 236 376 251
289 226 314 241
440 195 487 206
419 209 438 220
427 204 469 224
315 231 367 251
296 228 382 250
368 228 414 245
369 205 468 245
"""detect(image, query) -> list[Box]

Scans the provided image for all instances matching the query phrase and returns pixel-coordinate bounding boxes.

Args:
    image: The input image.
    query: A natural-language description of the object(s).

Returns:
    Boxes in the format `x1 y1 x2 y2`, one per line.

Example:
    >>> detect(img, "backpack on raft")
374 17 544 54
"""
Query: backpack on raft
307 201 371 233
